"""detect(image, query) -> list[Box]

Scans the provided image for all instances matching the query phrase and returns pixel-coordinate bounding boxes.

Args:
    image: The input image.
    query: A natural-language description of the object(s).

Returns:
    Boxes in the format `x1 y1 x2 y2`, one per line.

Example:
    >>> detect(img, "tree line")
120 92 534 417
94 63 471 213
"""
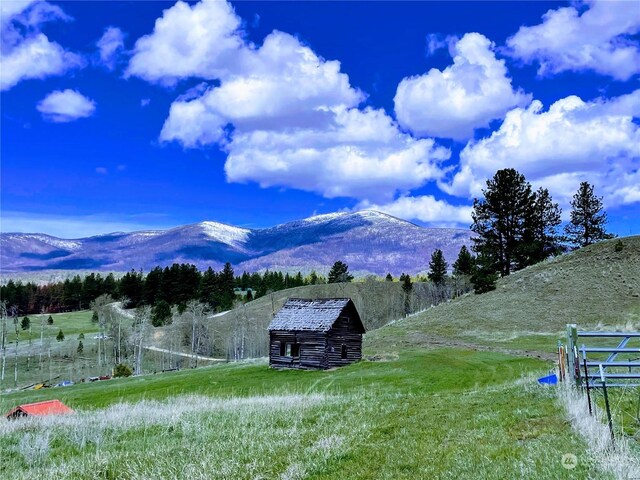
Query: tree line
0 263 332 316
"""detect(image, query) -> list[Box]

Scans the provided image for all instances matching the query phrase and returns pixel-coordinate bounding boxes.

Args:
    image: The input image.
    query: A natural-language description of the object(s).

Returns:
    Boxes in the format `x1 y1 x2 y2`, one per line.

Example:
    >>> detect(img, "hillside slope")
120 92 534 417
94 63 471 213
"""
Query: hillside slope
367 236 640 354
155 281 441 359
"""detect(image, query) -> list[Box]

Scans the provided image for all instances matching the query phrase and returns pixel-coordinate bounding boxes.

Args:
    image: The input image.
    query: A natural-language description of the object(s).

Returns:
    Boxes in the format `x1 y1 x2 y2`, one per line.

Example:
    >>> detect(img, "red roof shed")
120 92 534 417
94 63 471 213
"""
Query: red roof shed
6 399 73 419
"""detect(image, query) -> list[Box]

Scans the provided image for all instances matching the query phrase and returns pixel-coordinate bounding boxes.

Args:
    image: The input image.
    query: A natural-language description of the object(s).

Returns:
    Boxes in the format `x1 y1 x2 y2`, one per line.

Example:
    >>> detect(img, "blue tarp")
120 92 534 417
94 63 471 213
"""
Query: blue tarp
538 374 558 385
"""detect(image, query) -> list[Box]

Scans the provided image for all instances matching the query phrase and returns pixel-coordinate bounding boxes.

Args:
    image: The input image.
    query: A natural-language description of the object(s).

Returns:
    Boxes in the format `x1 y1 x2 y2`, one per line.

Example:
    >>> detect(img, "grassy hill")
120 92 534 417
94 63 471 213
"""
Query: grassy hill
1 237 638 478
208 280 442 358
367 236 640 355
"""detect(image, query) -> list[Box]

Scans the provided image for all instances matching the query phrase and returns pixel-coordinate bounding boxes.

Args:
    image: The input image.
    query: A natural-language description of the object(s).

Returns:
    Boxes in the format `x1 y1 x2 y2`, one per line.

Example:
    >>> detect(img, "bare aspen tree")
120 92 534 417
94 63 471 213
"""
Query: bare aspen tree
132 306 151 375
91 294 116 366
13 311 19 388
0 301 7 389
167 308 177 369
184 301 209 368
27 322 32 371
39 311 45 370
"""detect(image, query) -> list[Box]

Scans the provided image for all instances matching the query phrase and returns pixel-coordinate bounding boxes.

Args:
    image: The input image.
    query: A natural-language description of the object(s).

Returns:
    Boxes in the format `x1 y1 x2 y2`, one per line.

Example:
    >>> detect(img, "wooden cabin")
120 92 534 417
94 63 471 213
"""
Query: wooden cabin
6 399 73 420
268 298 365 370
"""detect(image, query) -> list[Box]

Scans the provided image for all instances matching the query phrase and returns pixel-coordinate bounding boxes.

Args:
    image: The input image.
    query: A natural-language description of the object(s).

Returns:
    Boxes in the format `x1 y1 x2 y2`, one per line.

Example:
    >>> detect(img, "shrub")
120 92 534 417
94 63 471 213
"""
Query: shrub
114 364 133 378
614 239 624 252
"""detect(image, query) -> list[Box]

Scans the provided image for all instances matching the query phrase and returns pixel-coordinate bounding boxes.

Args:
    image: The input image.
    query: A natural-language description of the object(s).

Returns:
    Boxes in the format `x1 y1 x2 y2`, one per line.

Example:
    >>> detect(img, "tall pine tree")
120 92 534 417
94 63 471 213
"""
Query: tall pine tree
452 246 474 276
518 187 562 267
328 261 353 283
427 249 448 285
565 182 614 247
471 169 533 277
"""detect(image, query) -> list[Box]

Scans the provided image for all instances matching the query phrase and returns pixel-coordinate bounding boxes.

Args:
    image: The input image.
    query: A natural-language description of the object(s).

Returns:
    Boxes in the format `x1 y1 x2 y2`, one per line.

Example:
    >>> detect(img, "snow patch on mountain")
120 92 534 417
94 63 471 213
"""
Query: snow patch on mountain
303 212 349 224
198 222 251 247
15 234 82 251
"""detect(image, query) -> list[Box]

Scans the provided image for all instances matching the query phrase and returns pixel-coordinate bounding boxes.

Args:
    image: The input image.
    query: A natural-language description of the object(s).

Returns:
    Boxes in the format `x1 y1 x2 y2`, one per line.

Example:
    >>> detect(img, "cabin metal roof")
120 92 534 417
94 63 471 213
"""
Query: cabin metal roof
6 399 73 418
268 298 354 332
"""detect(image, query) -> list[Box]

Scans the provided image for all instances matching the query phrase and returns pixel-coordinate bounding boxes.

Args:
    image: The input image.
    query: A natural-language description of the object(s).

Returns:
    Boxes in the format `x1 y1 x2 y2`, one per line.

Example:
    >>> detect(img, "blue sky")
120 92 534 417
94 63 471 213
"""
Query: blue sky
1 0 639 238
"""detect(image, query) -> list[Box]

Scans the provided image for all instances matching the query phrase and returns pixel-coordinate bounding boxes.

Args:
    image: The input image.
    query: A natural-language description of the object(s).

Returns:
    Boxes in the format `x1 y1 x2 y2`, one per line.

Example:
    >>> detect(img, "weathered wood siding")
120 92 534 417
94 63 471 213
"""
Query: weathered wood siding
326 315 362 367
268 299 364 370
269 330 328 369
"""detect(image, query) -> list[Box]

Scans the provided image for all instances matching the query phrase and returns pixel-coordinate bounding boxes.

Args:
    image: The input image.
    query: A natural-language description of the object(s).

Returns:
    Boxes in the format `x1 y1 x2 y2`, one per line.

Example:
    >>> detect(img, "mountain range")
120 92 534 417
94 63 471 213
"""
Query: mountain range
0 210 472 276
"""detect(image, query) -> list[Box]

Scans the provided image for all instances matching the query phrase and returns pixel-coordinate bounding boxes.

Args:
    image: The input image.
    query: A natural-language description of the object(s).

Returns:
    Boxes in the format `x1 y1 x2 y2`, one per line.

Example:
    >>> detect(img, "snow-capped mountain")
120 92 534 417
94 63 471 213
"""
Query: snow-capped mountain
0 211 472 276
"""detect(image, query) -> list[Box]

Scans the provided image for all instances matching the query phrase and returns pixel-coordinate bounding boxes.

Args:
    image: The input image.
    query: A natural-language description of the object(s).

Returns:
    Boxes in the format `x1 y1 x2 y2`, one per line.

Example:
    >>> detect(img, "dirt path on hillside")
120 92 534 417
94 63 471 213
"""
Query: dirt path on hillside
142 345 226 362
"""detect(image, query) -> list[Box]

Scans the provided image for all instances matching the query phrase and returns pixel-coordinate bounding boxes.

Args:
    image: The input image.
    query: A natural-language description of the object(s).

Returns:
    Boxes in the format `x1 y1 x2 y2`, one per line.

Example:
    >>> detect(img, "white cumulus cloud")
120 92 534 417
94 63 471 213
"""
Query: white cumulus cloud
223 107 450 202
444 90 640 210
125 0 246 85
394 32 531 141
358 195 473 226
0 0 83 90
97 26 125 70
506 0 640 80
37 89 96 122
130 0 448 202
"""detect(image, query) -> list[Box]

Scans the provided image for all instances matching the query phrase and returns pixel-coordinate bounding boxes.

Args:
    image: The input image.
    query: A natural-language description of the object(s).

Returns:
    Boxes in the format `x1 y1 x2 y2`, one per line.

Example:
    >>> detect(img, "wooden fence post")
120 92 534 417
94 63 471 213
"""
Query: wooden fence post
566 324 579 386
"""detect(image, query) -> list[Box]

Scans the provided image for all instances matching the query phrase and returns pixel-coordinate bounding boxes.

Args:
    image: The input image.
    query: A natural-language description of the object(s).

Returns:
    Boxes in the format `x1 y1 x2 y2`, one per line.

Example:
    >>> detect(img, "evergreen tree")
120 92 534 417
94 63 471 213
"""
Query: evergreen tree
177 264 201 305
47 315 54 325
20 316 30 331
143 266 163 306
470 253 498 294
428 249 448 285
91 311 99 323
78 333 84 340
518 187 562 267
328 261 354 283
81 273 100 307
199 267 218 307
452 246 474 276
309 271 319 285
77 340 84 355
119 269 144 307
246 290 254 302
471 168 534 277
401 274 413 315
219 263 236 310
385 273 393 281
565 181 614 247
151 299 172 327
103 273 118 298
56 329 65 342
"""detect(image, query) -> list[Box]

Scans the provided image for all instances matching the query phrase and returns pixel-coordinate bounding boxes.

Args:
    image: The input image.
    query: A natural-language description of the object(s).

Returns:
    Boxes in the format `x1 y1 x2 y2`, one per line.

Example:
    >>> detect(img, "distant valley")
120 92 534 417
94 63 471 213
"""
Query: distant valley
0 210 471 276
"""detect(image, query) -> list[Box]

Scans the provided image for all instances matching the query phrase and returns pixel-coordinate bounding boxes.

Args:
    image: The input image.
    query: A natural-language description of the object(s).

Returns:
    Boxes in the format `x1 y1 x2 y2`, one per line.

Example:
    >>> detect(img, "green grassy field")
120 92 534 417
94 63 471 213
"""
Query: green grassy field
0 348 609 479
0 310 102 390
1 236 638 478
22 310 98 340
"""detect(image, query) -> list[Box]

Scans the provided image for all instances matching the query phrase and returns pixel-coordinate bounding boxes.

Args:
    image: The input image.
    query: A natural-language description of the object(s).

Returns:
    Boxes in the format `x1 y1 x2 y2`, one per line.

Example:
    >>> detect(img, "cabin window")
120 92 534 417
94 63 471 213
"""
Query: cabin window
341 344 347 359
282 342 301 358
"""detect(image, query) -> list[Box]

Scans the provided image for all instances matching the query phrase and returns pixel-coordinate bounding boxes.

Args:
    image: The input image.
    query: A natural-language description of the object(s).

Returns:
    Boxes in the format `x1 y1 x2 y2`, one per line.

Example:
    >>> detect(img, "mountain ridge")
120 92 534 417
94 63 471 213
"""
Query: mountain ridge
0 210 472 276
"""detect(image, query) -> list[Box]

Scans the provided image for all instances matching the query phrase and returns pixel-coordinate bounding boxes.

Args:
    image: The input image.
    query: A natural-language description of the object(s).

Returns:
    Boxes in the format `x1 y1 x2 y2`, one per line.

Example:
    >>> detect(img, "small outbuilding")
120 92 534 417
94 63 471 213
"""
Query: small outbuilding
268 298 365 369
6 399 73 420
